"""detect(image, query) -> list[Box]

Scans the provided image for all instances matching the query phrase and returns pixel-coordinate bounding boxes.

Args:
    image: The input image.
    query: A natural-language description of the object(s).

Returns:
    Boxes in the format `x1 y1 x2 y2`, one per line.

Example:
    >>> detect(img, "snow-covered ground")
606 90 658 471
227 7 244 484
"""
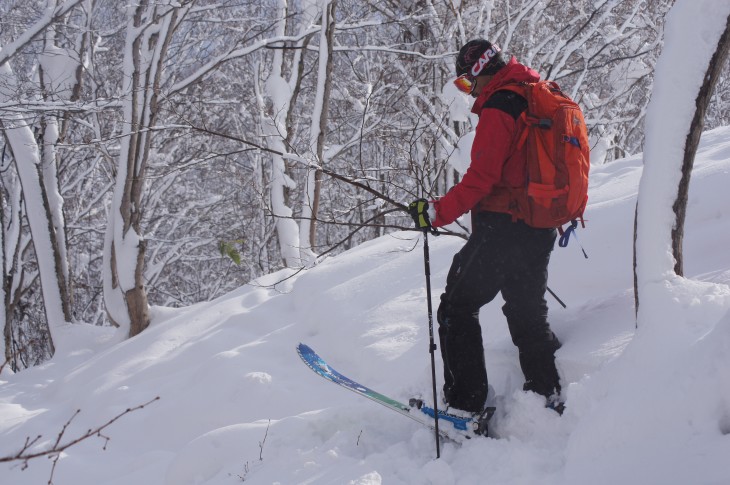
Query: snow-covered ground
2 126 730 484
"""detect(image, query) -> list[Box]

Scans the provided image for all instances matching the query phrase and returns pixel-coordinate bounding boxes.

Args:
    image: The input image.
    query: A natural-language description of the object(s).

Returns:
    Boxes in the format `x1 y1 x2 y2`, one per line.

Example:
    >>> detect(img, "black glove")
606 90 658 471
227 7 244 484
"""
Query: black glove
408 199 433 232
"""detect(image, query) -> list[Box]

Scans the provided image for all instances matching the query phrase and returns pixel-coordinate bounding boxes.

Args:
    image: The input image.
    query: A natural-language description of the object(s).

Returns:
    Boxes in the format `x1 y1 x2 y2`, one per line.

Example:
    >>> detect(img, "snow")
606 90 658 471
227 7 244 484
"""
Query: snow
441 79 471 124
2 124 730 483
38 42 79 101
4 0 730 480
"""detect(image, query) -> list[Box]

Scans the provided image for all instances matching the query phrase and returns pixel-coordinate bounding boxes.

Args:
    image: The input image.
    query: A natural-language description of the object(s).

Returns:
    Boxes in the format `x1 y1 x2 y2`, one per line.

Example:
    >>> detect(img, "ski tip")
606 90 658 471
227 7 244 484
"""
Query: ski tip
297 343 317 360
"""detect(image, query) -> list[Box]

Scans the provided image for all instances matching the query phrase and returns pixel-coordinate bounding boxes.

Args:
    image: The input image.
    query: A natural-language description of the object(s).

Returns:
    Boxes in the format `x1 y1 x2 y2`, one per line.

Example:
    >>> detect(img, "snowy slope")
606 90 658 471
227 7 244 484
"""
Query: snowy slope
2 126 730 484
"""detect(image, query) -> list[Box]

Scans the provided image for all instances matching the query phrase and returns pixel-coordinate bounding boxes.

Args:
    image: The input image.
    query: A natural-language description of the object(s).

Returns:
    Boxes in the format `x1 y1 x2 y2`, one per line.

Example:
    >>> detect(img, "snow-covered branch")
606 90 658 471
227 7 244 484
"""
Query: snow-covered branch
0 0 85 66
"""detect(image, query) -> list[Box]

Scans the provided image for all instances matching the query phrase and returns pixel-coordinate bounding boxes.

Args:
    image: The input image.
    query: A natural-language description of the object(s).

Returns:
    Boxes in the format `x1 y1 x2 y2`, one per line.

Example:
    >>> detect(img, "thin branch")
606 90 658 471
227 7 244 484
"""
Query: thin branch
0 397 161 476
169 119 410 211
258 420 270 461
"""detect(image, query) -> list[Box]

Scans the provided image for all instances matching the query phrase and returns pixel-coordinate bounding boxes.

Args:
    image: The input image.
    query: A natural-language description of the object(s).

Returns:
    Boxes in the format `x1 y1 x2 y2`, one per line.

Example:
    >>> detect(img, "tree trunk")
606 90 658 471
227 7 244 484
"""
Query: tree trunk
103 1 183 337
0 172 27 368
633 10 730 315
671 13 730 276
0 186 7 365
308 0 337 250
0 62 70 352
259 0 305 268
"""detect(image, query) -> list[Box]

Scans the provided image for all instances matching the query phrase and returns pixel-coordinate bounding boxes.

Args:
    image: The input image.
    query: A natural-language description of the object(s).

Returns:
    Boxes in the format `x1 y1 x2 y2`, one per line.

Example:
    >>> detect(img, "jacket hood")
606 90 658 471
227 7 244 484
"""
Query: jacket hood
471 57 540 114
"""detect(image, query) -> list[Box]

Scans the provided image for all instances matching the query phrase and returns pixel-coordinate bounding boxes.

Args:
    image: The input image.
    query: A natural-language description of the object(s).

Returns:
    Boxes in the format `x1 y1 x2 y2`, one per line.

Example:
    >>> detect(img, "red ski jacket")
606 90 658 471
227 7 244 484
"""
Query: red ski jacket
431 57 540 227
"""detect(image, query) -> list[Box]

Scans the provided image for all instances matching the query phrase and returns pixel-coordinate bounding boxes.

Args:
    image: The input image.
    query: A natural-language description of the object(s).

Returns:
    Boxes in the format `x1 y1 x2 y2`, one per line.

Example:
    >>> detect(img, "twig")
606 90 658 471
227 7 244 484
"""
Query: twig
259 420 270 461
0 397 161 484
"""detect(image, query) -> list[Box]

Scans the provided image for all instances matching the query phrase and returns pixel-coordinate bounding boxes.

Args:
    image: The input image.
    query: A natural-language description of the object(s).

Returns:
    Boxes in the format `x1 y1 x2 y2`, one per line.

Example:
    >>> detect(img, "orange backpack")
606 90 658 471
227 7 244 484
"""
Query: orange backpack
501 81 590 230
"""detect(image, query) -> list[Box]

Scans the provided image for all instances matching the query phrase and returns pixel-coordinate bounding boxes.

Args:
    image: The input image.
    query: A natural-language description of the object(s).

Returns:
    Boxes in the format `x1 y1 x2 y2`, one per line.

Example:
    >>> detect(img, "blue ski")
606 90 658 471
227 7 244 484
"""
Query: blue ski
296 343 491 441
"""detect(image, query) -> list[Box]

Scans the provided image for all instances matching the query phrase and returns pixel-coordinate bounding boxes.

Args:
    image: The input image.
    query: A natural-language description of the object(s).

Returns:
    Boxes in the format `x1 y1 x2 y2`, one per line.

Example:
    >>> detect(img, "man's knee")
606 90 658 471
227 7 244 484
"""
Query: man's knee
437 297 479 333
502 299 548 327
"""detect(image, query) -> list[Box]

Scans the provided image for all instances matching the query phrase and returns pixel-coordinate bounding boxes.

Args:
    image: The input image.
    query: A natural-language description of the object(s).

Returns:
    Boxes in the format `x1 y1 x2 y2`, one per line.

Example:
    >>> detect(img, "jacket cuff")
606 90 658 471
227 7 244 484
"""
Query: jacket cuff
430 200 448 227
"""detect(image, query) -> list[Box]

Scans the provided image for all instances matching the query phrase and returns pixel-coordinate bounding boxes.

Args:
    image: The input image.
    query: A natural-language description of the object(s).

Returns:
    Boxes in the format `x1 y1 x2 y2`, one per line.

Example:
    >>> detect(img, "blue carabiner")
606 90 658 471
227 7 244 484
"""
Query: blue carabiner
559 220 578 248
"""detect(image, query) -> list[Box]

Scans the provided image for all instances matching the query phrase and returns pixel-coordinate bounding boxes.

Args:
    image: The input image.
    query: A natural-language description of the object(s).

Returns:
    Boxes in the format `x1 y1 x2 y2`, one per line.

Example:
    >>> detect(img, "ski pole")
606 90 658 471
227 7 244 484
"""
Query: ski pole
421 228 441 459
546 285 566 308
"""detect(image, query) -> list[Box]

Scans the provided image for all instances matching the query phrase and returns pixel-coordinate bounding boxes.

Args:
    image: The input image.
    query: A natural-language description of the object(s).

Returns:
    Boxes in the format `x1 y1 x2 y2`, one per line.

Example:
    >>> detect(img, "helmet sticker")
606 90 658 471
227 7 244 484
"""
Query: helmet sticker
470 44 502 77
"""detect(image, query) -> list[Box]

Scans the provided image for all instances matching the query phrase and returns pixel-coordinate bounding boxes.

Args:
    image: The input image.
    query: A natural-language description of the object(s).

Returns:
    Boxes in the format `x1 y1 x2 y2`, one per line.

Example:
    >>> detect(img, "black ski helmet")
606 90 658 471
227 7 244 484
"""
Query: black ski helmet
455 39 505 77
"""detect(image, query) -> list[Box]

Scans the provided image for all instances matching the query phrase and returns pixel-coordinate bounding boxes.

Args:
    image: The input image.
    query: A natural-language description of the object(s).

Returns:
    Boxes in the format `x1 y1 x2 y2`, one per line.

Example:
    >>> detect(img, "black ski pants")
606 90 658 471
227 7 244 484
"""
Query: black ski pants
437 211 562 412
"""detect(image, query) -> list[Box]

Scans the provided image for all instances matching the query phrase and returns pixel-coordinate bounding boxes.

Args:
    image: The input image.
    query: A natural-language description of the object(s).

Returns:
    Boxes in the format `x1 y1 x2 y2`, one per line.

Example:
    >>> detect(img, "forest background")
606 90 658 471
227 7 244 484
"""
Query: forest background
2 0 728 369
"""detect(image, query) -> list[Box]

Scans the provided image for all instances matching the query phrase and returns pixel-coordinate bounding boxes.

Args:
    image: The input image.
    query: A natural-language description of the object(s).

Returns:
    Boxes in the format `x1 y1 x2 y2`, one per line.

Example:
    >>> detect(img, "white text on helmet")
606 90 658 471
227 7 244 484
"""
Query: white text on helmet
470 44 502 77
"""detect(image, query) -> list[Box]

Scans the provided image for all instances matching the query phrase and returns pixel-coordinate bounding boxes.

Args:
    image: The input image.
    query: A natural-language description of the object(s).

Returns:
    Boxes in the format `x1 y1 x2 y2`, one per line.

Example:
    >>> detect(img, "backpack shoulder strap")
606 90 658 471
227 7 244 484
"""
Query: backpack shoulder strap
498 82 547 126
481 88 528 120
496 83 536 150
497 82 529 96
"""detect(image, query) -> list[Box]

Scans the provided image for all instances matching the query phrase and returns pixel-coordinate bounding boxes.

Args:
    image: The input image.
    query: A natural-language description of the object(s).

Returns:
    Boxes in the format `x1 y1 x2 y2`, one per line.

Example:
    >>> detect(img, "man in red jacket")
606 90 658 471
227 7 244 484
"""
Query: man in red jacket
409 40 563 416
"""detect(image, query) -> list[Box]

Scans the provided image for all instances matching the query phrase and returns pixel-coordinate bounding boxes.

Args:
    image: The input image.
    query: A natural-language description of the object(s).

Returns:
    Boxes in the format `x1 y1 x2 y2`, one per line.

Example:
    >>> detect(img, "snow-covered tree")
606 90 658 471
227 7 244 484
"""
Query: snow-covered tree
0 59 70 350
0 177 6 365
670 14 730 276
635 0 730 316
103 0 192 336
300 0 336 260
255 0 307 268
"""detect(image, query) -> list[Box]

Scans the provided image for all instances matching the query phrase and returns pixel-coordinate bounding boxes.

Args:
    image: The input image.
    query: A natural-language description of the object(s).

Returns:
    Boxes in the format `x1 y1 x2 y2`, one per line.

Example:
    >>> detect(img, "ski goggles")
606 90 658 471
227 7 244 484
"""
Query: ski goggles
453 74 476 94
